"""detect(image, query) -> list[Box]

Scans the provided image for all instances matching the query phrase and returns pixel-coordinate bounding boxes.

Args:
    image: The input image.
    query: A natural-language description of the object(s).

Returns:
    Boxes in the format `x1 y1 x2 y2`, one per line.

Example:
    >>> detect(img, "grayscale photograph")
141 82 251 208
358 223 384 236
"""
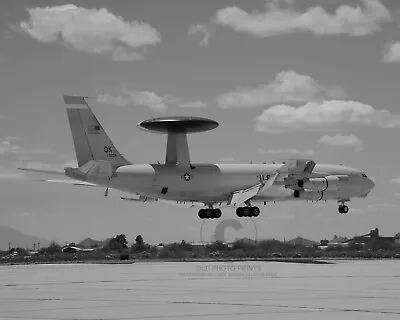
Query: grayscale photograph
0 0 399 319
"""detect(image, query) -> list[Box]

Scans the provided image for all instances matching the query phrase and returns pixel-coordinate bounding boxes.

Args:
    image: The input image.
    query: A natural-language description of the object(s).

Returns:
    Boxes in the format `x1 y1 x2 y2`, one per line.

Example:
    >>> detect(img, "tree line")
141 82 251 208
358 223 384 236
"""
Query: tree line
1 233 399 263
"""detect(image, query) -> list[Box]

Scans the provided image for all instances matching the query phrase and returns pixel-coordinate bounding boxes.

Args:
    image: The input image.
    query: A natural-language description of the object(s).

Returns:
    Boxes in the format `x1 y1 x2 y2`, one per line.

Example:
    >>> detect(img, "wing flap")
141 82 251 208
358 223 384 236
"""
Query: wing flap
228 183 263 206
258 172 279 193
121 196 157 202
227 172 280 206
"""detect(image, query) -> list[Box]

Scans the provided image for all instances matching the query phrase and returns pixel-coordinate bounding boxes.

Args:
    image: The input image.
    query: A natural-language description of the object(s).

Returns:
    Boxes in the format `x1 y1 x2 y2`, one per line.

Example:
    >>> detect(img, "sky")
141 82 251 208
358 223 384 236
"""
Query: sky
1 0 400 246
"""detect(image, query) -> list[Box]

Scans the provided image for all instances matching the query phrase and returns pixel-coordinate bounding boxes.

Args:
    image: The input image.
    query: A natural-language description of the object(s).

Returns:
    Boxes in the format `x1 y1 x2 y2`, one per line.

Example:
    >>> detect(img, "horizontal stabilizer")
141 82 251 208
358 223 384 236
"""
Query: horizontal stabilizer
18 167 66 176
40 179 99 187
63 95 88 105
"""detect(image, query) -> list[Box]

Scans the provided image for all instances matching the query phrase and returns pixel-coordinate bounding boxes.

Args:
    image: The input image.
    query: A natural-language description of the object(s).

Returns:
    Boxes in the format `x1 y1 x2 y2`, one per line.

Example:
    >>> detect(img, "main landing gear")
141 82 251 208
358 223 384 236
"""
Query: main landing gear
236 206 260 217
198 208 222 219
338 203 349 214
197 205 261 219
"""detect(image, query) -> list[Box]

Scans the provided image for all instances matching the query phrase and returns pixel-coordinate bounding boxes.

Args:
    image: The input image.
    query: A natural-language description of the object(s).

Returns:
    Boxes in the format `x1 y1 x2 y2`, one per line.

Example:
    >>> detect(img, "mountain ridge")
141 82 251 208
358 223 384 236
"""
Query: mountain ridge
0 226 51 251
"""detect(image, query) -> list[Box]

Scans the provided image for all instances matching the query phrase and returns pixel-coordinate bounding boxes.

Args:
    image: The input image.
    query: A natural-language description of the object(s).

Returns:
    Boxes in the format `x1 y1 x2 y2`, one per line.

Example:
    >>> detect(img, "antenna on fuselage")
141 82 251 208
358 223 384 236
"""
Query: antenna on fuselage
136 117 219 168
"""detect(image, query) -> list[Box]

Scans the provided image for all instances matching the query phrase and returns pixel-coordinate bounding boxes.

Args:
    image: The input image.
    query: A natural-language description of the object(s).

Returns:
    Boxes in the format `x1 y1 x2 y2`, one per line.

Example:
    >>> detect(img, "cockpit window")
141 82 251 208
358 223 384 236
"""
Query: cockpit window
361 173 367 177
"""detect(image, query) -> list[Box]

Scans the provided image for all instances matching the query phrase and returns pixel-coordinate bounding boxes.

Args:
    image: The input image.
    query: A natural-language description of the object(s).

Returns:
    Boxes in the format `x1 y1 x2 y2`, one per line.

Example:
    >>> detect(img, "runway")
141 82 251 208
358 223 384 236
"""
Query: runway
0 260 399 319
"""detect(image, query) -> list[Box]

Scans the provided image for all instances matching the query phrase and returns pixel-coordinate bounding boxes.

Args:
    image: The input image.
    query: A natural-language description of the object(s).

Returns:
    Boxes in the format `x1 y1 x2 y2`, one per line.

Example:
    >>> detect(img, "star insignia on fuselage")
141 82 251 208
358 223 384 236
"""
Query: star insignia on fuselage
183 173 191 181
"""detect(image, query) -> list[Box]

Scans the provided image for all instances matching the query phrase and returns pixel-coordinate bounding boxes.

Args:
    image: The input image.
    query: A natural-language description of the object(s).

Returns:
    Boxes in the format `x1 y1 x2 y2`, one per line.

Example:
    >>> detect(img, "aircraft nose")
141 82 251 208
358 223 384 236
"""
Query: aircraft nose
367 177 375 190
358 178 374 198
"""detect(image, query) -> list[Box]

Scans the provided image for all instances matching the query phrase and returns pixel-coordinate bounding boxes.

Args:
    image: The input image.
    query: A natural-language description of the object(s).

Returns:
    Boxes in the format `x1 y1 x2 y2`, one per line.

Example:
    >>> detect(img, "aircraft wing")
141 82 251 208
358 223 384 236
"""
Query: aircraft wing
275 158 318 187
226 160 313 206
227 173 279 206
277 159 315 176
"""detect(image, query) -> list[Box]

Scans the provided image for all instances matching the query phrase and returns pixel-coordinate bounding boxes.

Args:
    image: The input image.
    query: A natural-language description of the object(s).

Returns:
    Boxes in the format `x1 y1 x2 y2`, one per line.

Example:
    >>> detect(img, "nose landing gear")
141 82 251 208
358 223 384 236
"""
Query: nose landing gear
338 202 349 214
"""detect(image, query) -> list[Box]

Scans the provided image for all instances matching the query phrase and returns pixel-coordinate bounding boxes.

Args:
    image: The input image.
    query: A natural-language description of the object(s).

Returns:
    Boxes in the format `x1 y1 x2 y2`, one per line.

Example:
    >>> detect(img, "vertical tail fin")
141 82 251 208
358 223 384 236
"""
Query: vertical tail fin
64 95 131 168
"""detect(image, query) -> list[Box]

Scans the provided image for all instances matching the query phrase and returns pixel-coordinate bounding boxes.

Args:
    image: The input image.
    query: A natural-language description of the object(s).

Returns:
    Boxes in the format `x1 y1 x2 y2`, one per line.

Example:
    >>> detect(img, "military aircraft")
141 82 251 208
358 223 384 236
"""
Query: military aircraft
19 95 375 219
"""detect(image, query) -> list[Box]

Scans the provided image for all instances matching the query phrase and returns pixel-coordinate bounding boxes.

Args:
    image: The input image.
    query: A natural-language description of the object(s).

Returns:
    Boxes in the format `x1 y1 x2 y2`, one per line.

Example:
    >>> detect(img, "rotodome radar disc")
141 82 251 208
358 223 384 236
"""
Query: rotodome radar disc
137 116 219 134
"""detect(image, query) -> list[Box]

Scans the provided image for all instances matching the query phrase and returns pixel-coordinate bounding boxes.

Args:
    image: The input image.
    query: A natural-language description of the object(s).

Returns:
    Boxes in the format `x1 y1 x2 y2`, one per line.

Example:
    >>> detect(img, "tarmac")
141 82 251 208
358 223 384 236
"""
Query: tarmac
0 260 399 319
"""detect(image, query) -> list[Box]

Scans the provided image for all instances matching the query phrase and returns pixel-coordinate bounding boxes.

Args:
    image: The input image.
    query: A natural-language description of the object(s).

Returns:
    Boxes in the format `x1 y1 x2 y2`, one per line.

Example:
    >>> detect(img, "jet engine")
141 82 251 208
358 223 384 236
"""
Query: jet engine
297 175 346 192
293 190 338 201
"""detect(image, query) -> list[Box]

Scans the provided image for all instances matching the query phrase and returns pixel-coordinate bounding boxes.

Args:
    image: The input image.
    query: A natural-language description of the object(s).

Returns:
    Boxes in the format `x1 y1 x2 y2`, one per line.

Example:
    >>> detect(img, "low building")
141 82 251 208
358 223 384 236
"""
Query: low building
62 246 82 253
317 242 349 250
350 228 398 245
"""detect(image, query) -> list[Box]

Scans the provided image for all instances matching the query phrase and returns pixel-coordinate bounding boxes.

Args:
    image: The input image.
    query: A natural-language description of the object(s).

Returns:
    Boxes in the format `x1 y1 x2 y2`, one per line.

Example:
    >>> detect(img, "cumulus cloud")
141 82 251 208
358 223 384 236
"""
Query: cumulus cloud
96 90 173 112
391 177 400 184
122 89 174 112
188 24 211 46
179 101 207 108
0 137 52 155
318 134 364 151
383 42 400 62
214 0 391 38
256 100 400 133
257 148 314 156
217 70 345 108
19 4 160 61
96 93 130 107
97 87 206 111
111 47 143 62
366 203 395 212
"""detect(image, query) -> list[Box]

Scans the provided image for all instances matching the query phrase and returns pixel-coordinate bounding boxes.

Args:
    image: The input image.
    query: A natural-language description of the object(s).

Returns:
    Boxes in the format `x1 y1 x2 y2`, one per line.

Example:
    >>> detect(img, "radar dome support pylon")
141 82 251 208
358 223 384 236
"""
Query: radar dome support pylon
166 133 190 166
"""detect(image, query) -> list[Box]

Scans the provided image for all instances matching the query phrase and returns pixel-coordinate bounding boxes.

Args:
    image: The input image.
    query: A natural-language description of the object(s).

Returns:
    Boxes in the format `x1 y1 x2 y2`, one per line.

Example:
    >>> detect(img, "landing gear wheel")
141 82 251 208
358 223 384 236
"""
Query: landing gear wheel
198 209 205 219
251 207 260 217
214 209 222 218
236 207 244 217
205 209 213 219
243 207 251 217
338 204 349 214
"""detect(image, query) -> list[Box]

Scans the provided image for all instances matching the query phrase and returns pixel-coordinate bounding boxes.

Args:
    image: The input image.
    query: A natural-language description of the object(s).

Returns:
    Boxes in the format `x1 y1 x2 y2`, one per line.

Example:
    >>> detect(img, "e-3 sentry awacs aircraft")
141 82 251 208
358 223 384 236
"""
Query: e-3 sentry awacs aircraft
19 95 375 219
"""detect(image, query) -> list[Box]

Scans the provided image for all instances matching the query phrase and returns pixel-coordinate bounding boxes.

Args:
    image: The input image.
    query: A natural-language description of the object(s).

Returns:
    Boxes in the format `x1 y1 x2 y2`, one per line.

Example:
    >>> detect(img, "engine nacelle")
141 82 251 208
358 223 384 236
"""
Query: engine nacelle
297 175 344 192
293 190 338 201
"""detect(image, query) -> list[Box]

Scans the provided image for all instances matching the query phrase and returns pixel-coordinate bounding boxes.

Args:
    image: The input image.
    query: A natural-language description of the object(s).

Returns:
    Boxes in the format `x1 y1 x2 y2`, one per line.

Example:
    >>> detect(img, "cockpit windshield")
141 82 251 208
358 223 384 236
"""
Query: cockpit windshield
361 173 367 177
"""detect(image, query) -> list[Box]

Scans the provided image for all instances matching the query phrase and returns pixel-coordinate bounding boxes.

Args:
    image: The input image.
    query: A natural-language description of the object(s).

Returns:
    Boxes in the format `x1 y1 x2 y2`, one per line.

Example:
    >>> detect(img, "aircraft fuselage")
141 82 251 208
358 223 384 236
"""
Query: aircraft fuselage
102 163 374 205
